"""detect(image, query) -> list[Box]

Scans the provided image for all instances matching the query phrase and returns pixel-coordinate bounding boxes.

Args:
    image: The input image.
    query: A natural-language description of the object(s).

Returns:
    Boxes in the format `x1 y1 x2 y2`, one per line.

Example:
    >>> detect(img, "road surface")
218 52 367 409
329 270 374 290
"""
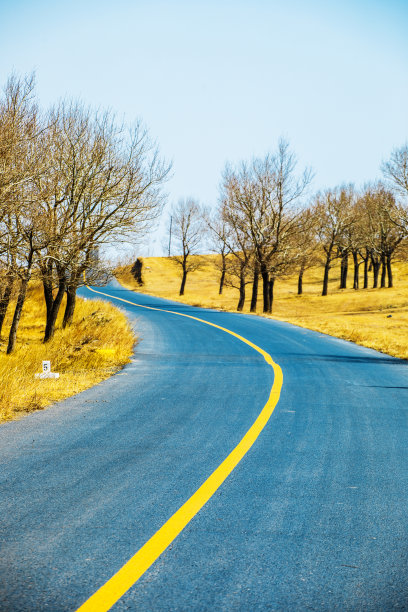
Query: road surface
1 283 408 611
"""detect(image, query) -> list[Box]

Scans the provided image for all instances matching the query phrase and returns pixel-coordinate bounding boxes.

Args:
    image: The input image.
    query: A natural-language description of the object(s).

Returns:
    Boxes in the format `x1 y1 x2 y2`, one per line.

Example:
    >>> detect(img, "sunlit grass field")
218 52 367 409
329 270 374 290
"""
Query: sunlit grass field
0 284 135 422
116 255 408 360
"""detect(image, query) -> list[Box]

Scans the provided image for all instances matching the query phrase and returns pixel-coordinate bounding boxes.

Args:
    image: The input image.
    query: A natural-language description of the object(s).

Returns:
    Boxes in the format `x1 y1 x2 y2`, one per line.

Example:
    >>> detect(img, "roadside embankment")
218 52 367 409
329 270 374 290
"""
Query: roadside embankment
0 284 135 422
116 256 408 360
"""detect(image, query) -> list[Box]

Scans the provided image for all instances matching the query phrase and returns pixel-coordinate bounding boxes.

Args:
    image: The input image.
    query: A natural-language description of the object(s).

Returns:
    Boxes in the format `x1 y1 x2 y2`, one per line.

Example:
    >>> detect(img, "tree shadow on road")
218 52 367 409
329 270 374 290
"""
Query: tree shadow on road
275 353 406 366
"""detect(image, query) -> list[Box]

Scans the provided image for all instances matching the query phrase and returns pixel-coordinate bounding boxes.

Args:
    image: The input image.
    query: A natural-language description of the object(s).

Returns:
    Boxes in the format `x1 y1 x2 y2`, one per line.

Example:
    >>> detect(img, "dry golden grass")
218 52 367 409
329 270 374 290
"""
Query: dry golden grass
116 256 408 360
0 284 135 422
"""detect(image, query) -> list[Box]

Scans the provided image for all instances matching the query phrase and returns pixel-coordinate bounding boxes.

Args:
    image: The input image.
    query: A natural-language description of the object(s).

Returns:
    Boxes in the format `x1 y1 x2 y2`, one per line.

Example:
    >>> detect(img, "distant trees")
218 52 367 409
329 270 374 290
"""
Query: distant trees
0 73 170 352
203 144 408 310
158 140 408 312
361 184 405 289
304 179 408 296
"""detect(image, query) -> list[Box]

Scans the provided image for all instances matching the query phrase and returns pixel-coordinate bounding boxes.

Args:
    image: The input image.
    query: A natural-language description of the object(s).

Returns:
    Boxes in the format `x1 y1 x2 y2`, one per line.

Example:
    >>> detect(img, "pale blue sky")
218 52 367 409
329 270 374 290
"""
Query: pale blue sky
1 0 407 254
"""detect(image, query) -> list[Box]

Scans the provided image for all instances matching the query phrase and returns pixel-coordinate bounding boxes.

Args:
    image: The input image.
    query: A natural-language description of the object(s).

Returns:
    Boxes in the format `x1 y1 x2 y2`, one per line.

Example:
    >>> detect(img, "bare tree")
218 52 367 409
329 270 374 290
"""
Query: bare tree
381 144 408 240
343 194 374 291
0 73 170 351
0 74 38 338
216 163 257 310
254 140 313 312
315 185 355 296
36 101 170 340
219 140 312 313
294 207 319 295
204 208 231 295
219 191 253 311
382 144 408 200
0 74 52 352
170 198 204 295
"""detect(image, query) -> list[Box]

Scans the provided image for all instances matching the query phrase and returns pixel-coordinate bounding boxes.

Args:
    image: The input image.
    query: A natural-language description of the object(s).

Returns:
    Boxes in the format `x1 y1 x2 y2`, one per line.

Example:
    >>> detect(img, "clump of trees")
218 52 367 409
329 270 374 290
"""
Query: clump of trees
206 139 313 312
0 73 170 352
131 258 144 286
313 181 405 295
199 140 408 312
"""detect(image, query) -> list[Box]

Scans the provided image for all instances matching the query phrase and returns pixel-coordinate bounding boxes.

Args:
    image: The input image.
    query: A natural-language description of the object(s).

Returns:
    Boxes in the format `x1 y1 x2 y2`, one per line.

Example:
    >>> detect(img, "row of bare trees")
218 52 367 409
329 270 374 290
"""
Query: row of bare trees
0 73 170 352
167 139 408 311
316 183 406 296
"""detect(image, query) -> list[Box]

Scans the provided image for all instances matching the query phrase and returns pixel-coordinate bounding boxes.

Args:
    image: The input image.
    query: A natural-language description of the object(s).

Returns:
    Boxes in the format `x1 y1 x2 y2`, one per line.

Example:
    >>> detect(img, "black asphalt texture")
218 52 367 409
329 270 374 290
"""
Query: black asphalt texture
1 283 408 611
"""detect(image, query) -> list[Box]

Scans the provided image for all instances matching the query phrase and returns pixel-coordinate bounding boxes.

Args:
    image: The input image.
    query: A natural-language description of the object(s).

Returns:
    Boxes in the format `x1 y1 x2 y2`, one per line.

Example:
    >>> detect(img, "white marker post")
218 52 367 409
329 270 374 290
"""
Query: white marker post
35 360 60 379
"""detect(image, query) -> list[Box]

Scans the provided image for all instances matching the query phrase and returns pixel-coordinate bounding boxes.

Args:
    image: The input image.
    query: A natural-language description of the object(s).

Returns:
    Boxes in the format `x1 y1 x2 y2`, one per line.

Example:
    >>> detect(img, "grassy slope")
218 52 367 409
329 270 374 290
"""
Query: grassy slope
116 256 408 360
0 284 135 422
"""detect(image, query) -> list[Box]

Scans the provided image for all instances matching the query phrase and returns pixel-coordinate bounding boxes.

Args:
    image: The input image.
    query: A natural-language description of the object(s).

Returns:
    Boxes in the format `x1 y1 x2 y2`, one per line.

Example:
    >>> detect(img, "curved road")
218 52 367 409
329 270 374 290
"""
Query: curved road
1 283 408 611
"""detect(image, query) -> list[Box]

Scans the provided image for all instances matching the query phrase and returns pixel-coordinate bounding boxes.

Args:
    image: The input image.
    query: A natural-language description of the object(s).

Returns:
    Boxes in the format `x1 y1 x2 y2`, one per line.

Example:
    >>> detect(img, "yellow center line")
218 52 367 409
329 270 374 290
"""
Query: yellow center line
76 286 283 612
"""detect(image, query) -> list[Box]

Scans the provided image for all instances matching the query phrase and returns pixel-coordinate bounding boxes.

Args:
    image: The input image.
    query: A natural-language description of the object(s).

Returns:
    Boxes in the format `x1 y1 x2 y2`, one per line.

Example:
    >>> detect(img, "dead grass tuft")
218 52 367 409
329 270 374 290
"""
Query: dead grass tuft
0 284 135 422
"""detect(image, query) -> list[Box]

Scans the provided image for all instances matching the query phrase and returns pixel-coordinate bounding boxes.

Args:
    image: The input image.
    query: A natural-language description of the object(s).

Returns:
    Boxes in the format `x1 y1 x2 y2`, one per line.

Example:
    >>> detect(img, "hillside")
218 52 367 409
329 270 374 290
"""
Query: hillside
116 255 408 360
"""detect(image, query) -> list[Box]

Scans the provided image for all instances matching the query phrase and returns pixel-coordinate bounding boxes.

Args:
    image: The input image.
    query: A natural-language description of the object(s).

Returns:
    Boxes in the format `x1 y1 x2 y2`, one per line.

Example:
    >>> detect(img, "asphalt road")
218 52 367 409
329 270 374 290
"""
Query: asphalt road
1 283 408 611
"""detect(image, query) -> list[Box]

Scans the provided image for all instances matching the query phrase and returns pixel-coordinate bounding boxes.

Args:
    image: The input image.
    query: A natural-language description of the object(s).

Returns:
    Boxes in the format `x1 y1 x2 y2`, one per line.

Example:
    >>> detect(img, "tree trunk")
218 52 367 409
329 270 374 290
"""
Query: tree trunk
219 265 226 295
386 255 393 288
179 269 187 295
7 275 29 354
267 277 275 314
237 267 245 311
297 267 304 295
340 251 348 289
0 276 13 338
372 260 380 288
42 273 54 331
380 254 386 288
62 285 77 328
261 267 269 313
322 255 331 296
250 263 259 312
7 242 34 354
352 251 359 290
343 252 348 287
363 252 369 289
43 274 66 342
